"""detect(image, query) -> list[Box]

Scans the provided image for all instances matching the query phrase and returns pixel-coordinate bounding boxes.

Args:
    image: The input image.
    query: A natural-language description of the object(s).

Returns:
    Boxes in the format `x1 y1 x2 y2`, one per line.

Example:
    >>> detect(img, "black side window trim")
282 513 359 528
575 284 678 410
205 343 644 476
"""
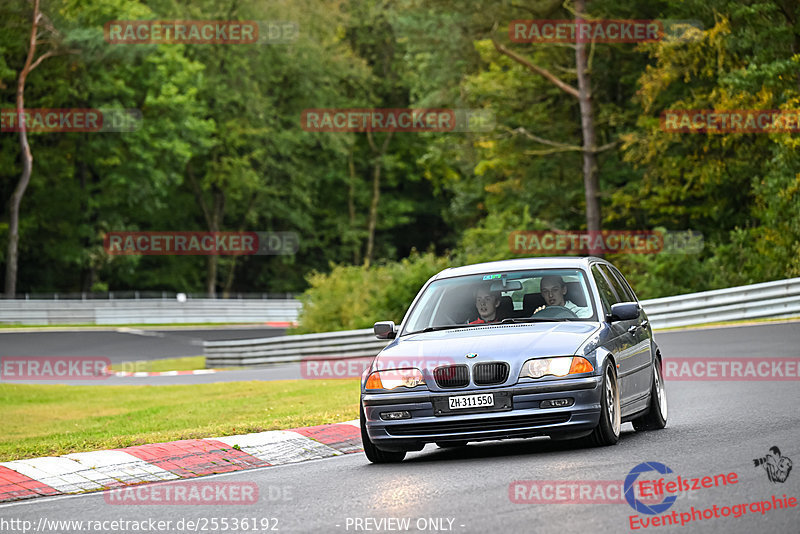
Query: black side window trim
608 265 638 302
596 264 623 304
600 264 631 303
590 264 617 314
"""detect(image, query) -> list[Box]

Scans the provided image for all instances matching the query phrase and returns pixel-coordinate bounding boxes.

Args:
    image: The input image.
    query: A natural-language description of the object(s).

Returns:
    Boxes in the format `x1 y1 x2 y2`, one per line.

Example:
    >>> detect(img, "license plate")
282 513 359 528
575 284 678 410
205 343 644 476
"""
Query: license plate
448 393 494 410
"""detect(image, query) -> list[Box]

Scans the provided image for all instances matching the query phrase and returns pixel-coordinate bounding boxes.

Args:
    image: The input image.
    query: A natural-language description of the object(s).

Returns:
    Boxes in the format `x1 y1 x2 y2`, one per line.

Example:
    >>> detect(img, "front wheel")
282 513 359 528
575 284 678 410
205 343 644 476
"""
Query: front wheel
360 405 406 463
588 364 621 446
632 355 668 431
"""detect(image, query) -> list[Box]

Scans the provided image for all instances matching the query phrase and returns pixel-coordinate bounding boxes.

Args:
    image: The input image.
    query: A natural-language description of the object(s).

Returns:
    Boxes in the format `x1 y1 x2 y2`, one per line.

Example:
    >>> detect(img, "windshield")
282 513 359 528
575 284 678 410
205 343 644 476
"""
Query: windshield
402 269 596 335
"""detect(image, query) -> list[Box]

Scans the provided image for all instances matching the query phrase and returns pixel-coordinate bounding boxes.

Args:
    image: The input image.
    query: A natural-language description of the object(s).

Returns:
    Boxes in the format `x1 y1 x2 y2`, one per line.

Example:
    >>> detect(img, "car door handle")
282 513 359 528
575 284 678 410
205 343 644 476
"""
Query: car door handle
628 320 649 334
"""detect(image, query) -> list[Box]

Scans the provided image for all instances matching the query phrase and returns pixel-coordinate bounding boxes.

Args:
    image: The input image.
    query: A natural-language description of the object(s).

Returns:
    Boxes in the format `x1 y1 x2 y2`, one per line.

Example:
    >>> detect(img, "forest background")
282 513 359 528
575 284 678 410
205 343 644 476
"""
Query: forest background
1 0 798 332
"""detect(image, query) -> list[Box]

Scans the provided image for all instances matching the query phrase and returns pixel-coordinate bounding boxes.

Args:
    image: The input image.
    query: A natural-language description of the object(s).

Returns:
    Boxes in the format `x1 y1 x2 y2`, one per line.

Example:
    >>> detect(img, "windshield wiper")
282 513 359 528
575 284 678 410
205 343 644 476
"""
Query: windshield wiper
408 318 570 334
409 324 482 334
499 317 563 323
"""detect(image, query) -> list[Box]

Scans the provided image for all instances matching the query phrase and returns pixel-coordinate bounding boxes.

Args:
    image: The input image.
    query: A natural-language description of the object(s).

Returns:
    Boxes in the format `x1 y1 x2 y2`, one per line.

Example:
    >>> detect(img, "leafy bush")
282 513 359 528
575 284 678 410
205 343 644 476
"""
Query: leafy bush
296 222 799 333
295 251 449 333
608 251 712 300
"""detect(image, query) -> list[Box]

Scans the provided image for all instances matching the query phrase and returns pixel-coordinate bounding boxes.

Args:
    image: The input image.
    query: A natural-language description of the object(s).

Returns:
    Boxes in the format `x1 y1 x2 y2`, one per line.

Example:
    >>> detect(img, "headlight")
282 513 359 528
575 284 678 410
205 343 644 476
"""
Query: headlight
519 357 594 379
365 368 425 390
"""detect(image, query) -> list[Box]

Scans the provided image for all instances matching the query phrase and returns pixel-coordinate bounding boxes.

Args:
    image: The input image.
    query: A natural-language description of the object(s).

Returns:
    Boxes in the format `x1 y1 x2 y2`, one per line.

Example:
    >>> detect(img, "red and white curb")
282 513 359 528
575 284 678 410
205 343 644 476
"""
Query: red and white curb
262 322 297 328
0 420 361 503
107 369 218 378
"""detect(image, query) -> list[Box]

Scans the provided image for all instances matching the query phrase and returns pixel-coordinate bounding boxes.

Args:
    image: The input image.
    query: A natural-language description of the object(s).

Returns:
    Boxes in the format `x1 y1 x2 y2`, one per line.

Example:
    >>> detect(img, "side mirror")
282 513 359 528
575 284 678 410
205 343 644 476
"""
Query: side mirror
606 302 640 322
374 321 397 339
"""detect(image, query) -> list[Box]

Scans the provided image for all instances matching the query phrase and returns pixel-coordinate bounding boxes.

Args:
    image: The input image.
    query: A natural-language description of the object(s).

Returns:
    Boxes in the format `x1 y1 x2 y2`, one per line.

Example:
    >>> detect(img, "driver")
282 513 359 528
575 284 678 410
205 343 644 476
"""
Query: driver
469 284 502 324
535 275 591 318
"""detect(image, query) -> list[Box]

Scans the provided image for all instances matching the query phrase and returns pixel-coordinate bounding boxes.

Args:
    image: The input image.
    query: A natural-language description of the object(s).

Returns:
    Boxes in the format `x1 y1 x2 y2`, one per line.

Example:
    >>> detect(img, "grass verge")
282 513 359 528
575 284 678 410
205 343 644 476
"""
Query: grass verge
110 356 206 373
0 379 359 462
654 315 800 332
0 323 274 329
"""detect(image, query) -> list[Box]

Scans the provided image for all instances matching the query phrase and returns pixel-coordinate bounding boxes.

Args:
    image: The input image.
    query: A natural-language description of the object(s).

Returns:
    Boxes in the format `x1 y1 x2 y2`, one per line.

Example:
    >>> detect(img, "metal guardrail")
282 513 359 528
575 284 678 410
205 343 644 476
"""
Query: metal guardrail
0 299 301 325
638 277 800 329
203 277 800 367
205 329 387 367
1 292 298 300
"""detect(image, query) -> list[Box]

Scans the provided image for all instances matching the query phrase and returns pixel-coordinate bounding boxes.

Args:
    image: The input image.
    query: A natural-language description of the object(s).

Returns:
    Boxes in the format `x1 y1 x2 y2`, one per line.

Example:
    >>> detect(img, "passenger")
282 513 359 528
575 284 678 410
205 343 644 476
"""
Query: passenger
534 275 592 318
469 284 501 324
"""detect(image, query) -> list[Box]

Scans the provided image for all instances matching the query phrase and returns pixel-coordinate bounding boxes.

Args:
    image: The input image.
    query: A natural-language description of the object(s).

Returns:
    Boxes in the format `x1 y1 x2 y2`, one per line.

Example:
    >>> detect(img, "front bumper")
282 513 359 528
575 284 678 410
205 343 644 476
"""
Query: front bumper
362 376 602 450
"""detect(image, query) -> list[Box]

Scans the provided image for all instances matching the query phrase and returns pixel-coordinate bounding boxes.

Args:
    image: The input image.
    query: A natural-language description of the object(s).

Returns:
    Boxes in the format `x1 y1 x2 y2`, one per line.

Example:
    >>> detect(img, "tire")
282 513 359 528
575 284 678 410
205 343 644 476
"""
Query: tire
588 364 621 446
360 404 406 463
632 355 668 431
436 441 468 448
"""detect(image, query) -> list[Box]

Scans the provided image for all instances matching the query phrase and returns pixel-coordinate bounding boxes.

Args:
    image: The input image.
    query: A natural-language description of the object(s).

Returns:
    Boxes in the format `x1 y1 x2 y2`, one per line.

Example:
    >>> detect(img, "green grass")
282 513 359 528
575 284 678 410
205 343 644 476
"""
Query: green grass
654 315 800 332
0 323 269 329
110 356 206 373
0 380 360 462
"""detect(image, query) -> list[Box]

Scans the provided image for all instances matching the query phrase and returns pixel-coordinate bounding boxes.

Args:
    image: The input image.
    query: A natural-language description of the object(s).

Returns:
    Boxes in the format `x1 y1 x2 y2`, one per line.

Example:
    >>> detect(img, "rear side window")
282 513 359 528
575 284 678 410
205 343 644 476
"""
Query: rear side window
591 265 617 314
607 265 638 302
599 264 632 303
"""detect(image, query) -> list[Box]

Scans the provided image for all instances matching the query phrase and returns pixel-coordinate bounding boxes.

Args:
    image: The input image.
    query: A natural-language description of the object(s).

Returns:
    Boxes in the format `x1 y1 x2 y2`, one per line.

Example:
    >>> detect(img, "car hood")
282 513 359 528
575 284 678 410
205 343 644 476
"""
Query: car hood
376 322 600 369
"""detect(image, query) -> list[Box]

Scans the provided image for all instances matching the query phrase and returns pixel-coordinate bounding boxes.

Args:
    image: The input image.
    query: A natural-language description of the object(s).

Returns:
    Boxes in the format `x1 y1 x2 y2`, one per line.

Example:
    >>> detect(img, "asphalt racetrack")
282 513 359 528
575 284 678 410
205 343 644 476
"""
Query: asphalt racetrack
0 322 799 533
0 326 286 364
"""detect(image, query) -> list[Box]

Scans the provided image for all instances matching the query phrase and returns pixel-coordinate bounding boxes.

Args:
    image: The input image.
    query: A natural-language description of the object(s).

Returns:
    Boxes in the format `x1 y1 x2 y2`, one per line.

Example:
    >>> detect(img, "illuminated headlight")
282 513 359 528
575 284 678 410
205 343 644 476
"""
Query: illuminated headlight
366 368 425 390
519 357 594 379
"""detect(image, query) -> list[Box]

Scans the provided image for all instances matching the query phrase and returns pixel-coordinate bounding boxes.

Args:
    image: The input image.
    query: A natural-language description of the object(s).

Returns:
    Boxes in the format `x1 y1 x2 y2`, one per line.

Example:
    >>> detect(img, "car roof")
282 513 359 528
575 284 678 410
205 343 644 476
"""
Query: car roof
433 257 606 280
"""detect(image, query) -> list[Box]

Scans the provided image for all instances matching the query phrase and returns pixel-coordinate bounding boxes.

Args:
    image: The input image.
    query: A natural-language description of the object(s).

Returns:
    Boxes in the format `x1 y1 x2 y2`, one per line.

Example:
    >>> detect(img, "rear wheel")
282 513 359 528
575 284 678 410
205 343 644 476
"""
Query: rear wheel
360 405 406 463
632 355 668 431
588 364 620 446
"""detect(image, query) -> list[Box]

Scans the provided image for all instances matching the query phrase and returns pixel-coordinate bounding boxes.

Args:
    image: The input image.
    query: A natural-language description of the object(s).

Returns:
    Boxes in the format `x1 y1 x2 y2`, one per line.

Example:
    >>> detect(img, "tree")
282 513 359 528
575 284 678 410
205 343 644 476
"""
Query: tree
489 1 615 241
4 0 74 297
618 0 800 284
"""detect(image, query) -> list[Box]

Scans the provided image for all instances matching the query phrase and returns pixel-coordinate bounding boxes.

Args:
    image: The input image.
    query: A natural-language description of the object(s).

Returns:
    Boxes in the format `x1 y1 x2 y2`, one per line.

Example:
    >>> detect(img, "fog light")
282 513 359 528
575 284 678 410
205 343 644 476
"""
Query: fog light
540 398 574 408
380 411 411 420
